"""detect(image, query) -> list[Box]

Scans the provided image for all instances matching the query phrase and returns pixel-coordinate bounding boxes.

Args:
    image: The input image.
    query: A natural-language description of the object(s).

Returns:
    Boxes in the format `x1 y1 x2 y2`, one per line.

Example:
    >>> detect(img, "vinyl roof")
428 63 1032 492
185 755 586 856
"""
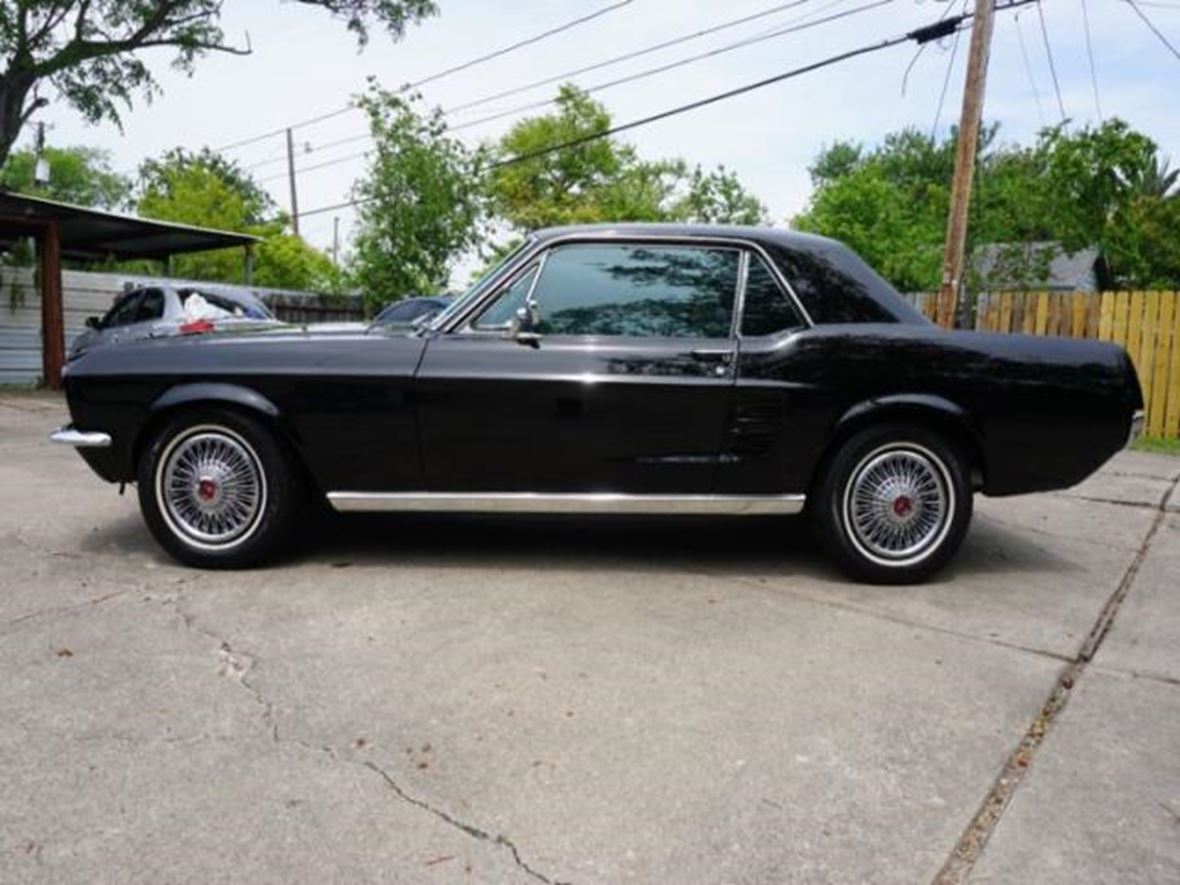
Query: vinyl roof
0 190 258 260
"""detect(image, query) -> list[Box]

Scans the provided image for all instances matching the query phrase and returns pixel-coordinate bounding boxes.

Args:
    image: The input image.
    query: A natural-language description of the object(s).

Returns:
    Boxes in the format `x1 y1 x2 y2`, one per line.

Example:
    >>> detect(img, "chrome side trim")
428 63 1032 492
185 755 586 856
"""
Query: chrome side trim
327 491 806 515
1127 409 1145 448
50 426 112 448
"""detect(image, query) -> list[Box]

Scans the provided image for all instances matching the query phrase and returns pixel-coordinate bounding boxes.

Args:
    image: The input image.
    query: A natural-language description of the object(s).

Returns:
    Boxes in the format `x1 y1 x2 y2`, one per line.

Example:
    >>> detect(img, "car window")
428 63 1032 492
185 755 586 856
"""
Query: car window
102 291 143 329
381 300 437 323
135 289 166 323
524 243 740 338
741 254 804 336
767 241 926 325
180 289 270 319
473 265 540 329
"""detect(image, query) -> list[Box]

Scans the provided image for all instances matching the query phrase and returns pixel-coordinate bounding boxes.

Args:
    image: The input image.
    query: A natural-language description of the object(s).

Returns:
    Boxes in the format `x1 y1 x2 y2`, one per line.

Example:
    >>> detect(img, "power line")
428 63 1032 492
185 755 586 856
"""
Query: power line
445 0 815 115
245 0 889 183
1034 0 1067 122
212 0 637 153
1123 0 1180 61
930 8 964 139
446 0 894 134
1013 10 1046 127
1081 0 1103 120
290 3 1036 224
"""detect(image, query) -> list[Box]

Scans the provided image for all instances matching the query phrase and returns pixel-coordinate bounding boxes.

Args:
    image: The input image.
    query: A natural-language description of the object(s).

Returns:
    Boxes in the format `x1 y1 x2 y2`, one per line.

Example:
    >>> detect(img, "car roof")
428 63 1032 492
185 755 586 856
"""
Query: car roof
528 222 839 251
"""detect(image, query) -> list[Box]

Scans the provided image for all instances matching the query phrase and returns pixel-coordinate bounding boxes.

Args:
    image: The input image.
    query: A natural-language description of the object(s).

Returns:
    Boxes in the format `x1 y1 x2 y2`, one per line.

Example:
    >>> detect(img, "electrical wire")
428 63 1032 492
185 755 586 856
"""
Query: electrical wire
930 10 963 139
1123 0 1180 60
1013 10 1046 127
1081 0 1103 120
446 0 893 134
212 0 637 153
244 0 887 180
446 0 817 116
290 7 1027 223
1034 0 1067 122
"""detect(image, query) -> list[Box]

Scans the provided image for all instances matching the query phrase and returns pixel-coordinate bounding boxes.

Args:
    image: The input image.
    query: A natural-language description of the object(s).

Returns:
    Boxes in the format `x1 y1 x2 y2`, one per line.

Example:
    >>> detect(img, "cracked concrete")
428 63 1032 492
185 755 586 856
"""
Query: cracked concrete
3 392 1178 884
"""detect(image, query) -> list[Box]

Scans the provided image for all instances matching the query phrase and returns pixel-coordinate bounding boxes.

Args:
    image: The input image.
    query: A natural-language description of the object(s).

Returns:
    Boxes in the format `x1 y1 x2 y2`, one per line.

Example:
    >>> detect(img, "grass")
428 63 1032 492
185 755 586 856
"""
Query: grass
1132 435 1180 456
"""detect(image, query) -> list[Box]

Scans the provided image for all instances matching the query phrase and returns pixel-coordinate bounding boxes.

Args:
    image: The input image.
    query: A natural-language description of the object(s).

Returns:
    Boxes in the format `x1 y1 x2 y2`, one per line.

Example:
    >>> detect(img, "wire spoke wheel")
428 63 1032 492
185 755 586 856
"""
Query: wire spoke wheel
842 443 953 567
157 427 266 550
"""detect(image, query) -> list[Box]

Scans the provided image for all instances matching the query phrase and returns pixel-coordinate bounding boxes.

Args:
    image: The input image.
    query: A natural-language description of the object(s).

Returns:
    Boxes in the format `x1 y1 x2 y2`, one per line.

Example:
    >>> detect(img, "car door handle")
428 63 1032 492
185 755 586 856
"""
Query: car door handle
690 348 732 361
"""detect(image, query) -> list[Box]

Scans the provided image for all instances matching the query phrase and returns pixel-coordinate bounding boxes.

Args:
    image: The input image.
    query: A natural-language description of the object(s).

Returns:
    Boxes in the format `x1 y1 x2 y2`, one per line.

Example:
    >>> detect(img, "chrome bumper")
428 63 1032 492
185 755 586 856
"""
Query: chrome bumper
50 426 112 448
1127 409 1145 448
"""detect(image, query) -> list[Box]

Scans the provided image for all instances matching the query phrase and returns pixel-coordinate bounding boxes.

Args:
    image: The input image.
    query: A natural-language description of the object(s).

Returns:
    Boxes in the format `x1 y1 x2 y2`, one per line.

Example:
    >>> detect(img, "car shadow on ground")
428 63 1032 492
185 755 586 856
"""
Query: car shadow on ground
291 509 1080 583
80 507 1081 584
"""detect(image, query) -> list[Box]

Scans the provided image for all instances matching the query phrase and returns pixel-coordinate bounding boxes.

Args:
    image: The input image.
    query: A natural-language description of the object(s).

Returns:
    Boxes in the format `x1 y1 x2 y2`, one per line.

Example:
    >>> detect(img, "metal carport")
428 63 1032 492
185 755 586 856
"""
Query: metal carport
0 191 258 389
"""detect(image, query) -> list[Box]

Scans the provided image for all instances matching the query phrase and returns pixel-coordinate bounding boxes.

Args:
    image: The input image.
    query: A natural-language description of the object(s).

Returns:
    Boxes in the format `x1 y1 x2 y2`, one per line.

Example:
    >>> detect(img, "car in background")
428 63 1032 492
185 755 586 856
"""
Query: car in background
373 295 453 328
69 285 281 359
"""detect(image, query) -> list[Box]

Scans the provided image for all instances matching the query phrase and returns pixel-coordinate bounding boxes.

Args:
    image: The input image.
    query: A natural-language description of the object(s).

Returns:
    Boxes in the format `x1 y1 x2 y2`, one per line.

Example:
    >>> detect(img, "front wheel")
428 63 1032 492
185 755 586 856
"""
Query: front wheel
813 424 973 584
137 409 300 568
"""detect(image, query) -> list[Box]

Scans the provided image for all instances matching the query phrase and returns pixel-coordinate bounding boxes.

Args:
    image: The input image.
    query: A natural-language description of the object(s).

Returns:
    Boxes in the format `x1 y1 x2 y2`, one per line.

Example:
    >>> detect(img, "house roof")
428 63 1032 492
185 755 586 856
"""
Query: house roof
0 190 258 260
971 241 1101 292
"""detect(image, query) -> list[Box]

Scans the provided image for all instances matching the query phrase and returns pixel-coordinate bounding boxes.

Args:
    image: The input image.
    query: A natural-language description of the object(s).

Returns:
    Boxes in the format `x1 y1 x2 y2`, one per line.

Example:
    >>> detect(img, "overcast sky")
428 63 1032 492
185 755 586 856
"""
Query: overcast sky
18 0 1180 279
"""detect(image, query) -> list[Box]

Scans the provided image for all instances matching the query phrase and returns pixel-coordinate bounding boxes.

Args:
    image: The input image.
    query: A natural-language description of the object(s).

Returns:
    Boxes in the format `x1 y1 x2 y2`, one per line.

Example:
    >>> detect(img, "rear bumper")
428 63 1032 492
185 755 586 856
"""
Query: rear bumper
49 425 112 448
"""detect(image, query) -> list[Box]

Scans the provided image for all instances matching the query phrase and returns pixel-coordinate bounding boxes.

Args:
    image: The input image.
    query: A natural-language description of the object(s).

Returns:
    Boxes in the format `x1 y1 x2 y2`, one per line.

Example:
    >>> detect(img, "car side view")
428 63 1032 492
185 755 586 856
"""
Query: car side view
51 224 1144 583
68 283 279 359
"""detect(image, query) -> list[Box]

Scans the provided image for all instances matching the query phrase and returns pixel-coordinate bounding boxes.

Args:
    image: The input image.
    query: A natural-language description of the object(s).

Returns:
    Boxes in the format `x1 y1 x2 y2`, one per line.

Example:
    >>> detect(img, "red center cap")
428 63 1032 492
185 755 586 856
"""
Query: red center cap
892 495 913 518
197 478 218 502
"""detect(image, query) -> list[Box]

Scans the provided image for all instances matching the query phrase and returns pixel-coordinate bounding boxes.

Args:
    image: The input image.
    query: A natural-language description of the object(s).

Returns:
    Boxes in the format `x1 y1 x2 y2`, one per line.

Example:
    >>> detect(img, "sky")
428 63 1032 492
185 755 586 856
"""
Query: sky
16 0 1180 282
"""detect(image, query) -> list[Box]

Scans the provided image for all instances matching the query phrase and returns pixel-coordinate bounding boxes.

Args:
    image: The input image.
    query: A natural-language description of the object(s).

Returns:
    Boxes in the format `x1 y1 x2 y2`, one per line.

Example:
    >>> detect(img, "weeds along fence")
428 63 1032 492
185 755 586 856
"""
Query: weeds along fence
906 290 1180 439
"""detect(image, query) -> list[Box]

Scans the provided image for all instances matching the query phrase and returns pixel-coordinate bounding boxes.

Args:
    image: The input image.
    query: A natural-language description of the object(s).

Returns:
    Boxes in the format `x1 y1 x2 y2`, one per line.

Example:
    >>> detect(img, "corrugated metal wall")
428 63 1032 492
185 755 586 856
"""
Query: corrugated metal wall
0 268 364 386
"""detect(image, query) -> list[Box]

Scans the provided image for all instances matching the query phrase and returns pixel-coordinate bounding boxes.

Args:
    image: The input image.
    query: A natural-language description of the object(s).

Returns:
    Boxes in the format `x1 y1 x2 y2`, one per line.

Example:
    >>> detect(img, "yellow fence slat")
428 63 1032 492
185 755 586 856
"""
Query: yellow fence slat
1166 294 1180 438
1149 293 1175 436
1000 291 1013 333
1138 293 1158 431
1071 293 1088 338
1035 292 1050 335
1099 292 1114 340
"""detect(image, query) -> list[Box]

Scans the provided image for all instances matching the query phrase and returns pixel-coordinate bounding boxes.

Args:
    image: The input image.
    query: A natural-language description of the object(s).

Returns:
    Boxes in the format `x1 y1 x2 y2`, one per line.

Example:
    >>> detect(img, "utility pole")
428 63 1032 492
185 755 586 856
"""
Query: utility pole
286 127 300 236
332 216 340 267
935 0 996 328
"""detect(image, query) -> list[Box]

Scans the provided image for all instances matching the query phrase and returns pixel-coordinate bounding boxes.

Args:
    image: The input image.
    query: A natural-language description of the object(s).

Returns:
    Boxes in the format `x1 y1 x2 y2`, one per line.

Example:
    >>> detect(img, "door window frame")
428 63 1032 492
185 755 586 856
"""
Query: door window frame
451 234 813 340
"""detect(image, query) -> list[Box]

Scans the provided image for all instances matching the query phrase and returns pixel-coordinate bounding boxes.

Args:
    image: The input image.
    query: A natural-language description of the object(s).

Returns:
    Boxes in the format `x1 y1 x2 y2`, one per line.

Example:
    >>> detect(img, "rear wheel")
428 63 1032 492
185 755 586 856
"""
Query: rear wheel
814 424 972 584
137 409 300 568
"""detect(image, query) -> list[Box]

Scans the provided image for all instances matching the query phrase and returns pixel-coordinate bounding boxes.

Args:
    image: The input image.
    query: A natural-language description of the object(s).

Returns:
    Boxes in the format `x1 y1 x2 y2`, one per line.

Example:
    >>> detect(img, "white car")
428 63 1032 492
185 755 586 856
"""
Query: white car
70 285 281 359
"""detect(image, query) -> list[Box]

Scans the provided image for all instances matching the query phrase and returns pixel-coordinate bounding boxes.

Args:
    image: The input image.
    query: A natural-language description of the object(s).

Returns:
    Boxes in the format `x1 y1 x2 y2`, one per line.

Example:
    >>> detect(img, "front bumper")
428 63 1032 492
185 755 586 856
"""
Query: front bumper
50 425 112 448
1127 409 1146 448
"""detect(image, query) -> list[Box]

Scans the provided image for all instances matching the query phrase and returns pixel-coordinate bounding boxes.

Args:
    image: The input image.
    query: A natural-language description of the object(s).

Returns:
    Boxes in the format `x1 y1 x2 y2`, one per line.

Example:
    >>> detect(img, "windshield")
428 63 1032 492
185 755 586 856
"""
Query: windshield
425 238 534 331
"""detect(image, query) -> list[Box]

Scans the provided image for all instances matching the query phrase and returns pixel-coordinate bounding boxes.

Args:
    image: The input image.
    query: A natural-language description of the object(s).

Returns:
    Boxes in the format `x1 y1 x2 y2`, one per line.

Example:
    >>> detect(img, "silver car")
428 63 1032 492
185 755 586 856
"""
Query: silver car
70 285 280 359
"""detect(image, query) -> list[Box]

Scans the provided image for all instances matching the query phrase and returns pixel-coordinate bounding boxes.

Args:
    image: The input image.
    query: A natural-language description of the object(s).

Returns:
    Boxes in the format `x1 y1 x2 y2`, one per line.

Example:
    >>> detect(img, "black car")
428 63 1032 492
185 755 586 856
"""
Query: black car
51 224 1143 583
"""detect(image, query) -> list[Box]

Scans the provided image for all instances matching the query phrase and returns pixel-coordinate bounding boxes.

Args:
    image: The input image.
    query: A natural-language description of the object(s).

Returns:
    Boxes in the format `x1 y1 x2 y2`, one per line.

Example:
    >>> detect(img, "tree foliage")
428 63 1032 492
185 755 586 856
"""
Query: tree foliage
348 81 487 310
136 147 336 290
0 0 437 165
793 119 1180 291
488 85 767 232
0 143 129 208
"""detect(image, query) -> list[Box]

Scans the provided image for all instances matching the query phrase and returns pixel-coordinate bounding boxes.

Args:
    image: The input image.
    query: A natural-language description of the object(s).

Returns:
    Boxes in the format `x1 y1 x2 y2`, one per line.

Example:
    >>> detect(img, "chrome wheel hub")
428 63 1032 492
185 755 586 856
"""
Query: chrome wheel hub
159 429 264 548
845 445 951 564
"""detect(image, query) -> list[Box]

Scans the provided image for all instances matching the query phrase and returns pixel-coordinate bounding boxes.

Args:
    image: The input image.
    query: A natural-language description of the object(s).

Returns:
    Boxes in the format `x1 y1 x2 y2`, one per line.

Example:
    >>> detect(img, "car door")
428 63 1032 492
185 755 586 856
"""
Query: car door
415 239 743 494
96 290 145 347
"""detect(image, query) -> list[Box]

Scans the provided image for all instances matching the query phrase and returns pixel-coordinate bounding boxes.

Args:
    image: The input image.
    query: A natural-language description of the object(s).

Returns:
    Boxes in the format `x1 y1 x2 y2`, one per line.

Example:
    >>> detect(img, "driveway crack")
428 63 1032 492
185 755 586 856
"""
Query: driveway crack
168 590 563 883
932 473 1180 884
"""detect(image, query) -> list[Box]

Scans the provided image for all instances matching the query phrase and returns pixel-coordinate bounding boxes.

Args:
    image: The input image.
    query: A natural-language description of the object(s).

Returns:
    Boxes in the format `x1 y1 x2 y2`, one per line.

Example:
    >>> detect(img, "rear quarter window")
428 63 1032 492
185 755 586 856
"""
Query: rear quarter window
767 242 926 325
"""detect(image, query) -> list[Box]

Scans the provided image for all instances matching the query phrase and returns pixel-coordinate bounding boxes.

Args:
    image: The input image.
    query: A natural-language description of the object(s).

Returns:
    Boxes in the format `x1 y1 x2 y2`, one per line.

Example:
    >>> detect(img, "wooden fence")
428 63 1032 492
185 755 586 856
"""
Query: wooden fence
906 290 1180 438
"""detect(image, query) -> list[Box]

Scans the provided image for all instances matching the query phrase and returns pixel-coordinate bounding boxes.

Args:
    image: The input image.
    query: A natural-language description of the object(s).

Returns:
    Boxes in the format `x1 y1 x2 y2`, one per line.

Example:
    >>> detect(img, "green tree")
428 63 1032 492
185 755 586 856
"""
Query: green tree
488 85 767 231
136 147 335 290
794 119 1180 291
348 82 487 310
0 1 437 165
0 144 129 208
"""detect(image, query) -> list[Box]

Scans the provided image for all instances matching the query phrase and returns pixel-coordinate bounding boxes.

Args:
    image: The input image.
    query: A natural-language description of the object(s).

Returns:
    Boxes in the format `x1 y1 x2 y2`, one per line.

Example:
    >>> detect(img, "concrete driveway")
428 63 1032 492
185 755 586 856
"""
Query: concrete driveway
2 391 1178 884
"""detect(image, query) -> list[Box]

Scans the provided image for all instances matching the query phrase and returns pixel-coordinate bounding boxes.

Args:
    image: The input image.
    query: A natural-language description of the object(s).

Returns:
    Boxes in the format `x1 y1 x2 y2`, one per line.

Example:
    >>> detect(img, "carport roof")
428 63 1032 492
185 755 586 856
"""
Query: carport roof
0 190 259 260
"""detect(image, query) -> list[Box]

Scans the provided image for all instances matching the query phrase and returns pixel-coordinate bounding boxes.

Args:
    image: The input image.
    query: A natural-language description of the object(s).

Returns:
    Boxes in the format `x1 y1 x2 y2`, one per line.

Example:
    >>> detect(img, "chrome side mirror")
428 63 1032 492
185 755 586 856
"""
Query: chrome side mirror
506 298 542 346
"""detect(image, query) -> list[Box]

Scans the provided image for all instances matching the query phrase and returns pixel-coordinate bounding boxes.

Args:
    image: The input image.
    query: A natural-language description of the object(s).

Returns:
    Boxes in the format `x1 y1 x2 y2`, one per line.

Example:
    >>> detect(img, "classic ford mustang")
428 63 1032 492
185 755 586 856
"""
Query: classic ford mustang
51 224 1144 583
